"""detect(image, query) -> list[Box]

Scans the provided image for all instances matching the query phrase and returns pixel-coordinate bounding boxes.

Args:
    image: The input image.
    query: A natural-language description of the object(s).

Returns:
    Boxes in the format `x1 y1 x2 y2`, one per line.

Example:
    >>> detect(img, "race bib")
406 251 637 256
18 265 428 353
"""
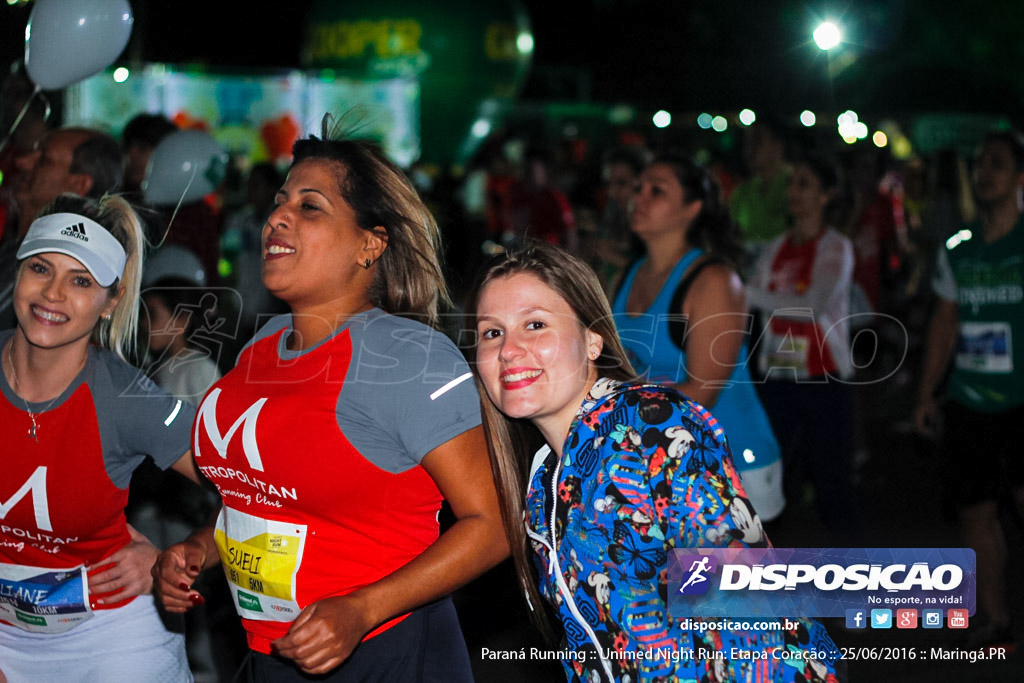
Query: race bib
215 507 307 622
956 321 1013 374
0 564 92 633
762 325 812 377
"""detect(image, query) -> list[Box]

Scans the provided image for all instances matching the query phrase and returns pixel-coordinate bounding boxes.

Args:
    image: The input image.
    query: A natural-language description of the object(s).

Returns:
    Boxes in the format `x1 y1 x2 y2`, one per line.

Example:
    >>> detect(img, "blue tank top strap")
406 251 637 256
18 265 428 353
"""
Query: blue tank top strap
654 248 704 313
611 260 641 312
612 249 704 315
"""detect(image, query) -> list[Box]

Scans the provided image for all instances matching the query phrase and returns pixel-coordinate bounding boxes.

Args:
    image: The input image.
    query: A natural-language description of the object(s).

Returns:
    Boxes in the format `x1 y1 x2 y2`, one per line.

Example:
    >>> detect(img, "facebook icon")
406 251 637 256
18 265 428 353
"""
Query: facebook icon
845 609 866 629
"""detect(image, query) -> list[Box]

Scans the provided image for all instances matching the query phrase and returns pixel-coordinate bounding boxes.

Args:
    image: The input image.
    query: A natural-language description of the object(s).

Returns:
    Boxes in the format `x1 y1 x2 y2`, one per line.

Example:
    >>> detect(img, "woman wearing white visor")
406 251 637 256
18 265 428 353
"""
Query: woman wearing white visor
0 193 202 682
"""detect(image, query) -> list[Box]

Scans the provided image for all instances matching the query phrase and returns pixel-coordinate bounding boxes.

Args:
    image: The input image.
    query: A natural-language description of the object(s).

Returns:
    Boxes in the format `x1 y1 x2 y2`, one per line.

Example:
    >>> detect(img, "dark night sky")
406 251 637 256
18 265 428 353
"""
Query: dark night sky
3 1 1024 123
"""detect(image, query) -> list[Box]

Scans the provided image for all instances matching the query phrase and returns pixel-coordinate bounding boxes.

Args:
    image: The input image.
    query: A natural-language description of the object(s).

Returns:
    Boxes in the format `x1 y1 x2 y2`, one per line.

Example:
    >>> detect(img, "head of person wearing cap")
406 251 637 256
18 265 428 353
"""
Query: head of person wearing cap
11 192 144 364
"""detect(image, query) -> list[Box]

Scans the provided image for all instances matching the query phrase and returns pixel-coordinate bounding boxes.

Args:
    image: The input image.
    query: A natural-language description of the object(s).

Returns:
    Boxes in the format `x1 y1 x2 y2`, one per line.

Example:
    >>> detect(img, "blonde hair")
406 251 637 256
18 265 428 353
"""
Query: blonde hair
291 113 450 327
36 193 144 361
462 241 638 639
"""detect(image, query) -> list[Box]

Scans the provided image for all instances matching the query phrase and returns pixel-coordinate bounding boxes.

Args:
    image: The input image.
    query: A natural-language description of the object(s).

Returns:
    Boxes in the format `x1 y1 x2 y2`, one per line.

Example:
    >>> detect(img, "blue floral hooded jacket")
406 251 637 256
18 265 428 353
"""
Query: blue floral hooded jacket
524 379 841 682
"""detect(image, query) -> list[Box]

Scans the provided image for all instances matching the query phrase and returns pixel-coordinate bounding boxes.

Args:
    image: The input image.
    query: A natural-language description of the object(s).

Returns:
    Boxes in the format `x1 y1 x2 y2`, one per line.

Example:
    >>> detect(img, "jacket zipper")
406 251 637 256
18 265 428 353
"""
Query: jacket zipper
528 449 616 682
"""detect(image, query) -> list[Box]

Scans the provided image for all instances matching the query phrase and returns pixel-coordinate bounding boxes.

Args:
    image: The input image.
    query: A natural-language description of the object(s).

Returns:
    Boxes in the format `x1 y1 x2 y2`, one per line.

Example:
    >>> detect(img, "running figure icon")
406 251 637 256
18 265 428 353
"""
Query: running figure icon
679 557 712 593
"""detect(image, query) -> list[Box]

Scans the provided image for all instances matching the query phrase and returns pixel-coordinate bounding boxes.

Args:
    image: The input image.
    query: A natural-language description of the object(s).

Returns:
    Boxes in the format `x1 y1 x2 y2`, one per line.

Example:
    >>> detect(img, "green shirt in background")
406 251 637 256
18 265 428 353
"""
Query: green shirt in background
933 217 1024 412
730 167 792 246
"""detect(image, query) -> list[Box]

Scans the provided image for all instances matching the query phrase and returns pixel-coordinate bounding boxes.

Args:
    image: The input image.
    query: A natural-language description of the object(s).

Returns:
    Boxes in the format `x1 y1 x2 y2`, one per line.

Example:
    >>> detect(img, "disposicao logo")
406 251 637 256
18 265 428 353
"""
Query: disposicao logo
667 548 975 619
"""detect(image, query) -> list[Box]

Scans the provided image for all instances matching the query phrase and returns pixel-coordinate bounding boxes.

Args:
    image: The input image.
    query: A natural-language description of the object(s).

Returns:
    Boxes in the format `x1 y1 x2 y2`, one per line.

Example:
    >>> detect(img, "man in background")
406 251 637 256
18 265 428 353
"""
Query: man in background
730 117 792 265
0 125 122 328
915 129 1024 651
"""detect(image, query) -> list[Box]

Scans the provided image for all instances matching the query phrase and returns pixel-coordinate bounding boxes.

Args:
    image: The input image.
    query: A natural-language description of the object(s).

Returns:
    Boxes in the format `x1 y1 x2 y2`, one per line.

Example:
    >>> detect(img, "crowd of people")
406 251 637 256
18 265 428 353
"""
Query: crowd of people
0 52 1022 681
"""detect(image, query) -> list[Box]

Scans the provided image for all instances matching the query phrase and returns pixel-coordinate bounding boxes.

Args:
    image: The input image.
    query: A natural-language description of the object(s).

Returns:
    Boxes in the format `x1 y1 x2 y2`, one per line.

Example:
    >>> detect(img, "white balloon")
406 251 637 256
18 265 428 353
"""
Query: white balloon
25 0 134 91
143 245 207 286
143 130 229 206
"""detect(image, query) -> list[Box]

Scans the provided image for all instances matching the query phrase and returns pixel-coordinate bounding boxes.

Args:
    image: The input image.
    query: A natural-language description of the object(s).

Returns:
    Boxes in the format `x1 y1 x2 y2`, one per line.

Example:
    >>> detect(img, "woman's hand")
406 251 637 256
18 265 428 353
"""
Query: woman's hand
914 398 939 440
271 594 374 675
151 537 210 613
87 525 158 605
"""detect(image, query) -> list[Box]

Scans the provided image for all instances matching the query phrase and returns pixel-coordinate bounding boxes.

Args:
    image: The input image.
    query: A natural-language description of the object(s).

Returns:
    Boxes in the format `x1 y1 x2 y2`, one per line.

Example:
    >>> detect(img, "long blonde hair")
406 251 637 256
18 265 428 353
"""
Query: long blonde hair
462 241 638 639
291 114 450 328
33 193 145 361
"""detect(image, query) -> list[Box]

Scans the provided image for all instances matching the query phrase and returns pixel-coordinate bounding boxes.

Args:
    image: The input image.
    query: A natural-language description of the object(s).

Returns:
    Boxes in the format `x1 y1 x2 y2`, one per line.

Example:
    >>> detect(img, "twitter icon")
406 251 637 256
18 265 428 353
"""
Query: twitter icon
870 609 892 629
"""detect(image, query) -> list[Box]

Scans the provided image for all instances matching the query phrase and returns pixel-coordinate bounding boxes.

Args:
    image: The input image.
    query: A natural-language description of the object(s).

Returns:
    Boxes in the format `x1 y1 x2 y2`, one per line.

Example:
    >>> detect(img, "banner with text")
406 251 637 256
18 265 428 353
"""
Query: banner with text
667 548 975 618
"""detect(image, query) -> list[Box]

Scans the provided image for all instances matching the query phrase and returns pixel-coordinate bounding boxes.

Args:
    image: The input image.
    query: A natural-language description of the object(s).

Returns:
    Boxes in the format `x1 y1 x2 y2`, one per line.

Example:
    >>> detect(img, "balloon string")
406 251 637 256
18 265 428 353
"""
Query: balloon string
152 164 199 250
0 84 46 156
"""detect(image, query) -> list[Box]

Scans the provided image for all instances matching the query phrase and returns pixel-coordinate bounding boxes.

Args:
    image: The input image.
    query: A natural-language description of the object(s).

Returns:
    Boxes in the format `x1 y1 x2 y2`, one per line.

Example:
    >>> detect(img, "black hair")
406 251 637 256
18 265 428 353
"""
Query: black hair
604 146 647 176
122 113 177 149
248 161 283 189
142 275 215 350
790 149 844 225
750 114 789 144
524 145 553 166
650 152 747 269
792 149 842 193
70 132 124 198
982 129 1024 171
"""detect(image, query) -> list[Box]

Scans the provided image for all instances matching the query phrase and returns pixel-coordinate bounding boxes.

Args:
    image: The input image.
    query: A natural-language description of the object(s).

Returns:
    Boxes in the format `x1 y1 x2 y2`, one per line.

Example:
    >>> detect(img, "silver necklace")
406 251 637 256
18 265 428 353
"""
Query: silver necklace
5 342 61 442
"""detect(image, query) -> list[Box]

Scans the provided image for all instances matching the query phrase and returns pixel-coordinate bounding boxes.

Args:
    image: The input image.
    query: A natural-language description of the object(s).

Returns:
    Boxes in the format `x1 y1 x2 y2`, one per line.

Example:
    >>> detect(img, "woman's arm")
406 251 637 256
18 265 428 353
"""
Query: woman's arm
271 425 508 675
673 263 749 408
169 450 203 484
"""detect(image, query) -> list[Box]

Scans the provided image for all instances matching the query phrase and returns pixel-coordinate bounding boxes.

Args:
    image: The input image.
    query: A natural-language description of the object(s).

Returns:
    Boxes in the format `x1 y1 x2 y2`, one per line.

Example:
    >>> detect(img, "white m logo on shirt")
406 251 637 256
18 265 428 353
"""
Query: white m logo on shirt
195 388 268 472
0 466 51 532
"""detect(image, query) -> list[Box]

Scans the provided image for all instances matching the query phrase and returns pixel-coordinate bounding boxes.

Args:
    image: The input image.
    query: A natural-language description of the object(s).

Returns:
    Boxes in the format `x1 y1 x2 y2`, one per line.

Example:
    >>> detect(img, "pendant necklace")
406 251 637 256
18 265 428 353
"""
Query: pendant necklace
5 342 62 442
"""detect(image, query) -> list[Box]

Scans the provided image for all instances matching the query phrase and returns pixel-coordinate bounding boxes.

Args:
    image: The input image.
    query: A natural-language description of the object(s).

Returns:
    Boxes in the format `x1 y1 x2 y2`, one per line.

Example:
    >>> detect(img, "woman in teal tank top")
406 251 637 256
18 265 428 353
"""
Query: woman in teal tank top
611 154 785 521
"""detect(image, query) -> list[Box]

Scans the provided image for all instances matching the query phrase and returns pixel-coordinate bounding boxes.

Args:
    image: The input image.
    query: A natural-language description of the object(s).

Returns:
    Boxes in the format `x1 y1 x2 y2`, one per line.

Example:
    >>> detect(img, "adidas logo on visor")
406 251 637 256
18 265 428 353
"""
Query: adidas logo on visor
60 223 88 241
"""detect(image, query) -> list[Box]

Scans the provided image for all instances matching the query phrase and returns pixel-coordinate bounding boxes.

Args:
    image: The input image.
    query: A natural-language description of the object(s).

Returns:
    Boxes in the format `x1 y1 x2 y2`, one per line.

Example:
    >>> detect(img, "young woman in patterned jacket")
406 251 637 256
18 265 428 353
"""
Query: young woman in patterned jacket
465 241 841 683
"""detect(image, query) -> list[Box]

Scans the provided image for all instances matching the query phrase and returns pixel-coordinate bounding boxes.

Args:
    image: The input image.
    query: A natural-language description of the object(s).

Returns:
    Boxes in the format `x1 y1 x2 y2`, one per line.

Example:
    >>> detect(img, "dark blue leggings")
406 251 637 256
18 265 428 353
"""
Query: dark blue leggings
245 597 473 683
757 379 863 538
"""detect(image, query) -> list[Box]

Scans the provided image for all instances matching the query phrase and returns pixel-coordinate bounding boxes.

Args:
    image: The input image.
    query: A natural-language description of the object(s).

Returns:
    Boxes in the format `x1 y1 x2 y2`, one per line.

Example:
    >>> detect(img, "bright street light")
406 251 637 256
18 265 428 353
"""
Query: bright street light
813 22 841 50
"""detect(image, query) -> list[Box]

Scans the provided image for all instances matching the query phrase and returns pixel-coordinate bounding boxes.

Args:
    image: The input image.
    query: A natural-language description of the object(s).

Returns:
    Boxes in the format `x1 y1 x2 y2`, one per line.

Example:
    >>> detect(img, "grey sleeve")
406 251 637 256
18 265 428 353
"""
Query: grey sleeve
92 353 197 488
340 319 482 472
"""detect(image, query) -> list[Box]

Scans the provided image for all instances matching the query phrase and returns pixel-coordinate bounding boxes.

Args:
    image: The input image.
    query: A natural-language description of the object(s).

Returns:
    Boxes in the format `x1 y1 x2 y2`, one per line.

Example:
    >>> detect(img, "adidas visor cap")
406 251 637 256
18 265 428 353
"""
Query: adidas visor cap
17 213 128 287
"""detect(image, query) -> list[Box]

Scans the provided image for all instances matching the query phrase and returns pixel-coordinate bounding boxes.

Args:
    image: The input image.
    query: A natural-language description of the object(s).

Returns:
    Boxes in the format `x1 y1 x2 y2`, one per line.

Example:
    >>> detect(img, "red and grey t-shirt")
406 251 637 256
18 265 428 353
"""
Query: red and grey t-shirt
192 309 481 653
0 330 195 604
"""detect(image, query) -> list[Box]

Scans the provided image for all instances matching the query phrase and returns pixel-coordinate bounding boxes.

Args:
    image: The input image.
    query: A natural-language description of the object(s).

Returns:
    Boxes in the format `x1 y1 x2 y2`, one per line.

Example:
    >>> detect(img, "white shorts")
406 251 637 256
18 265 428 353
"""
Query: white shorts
0 595 191 683
737 459 785 522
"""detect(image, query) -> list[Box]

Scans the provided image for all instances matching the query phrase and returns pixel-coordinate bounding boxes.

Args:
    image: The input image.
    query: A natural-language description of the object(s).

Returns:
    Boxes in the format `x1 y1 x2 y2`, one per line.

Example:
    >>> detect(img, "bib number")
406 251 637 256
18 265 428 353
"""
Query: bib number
0 564 92 633
763 322 813 377
215 507 307 622
957 321 1013 374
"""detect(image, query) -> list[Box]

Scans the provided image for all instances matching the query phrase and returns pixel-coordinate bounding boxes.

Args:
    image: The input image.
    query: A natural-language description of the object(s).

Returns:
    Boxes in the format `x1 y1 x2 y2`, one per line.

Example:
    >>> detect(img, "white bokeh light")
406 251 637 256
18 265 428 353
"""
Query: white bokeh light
813 22 841 50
